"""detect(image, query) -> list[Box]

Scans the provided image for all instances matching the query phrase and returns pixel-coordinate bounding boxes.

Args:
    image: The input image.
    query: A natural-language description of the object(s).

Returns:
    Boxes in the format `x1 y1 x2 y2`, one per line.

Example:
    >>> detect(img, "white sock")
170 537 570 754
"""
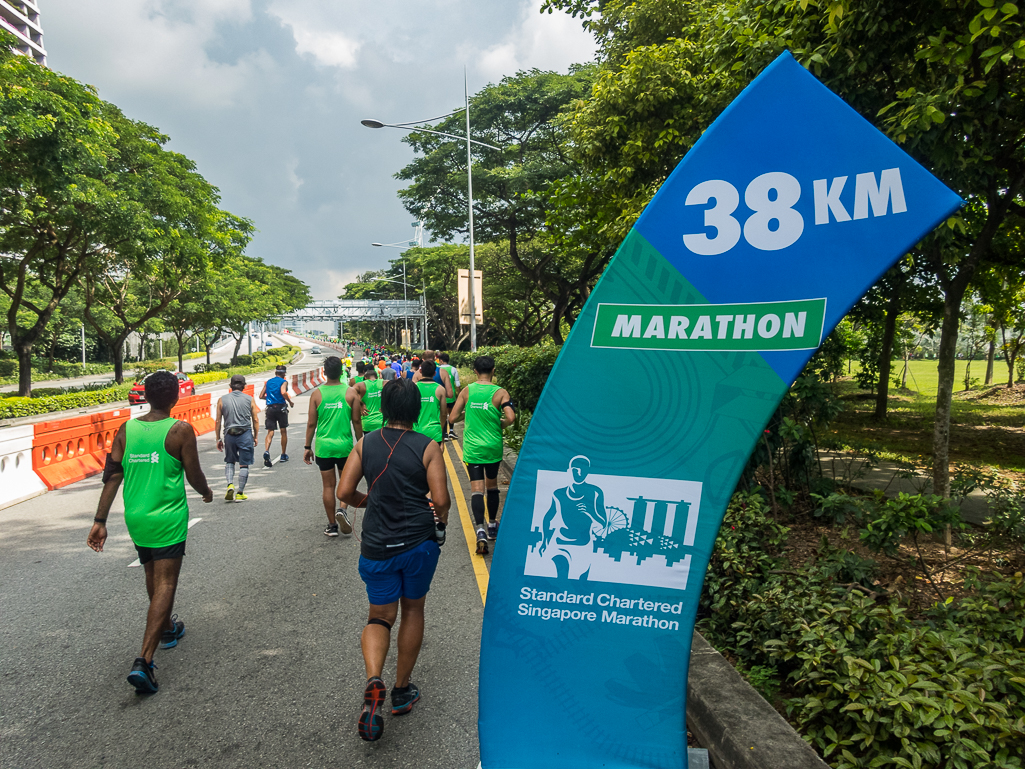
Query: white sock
237 466 249 492
225 464 235 485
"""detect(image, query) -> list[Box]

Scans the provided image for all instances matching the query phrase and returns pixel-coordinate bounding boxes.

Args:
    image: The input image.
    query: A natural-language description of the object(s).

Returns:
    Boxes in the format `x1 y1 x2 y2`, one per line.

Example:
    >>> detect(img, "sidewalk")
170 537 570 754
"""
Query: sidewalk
816 450 993 526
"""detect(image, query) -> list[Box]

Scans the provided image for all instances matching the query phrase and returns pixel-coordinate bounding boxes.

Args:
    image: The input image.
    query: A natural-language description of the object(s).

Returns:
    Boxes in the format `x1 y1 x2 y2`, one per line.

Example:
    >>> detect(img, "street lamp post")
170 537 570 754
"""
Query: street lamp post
362 72 499 351
372 240 417 349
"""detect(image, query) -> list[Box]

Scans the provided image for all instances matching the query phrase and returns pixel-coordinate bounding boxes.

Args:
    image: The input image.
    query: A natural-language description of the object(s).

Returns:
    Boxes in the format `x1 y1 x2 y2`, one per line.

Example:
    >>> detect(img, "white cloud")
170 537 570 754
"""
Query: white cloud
475 0 595 80
50 0 263 108
268 5 361 69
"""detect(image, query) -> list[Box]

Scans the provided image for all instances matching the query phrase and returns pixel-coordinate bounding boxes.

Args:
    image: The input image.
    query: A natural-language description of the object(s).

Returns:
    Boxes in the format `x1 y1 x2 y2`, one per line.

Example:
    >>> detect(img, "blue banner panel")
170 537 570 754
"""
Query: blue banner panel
478 52 962 769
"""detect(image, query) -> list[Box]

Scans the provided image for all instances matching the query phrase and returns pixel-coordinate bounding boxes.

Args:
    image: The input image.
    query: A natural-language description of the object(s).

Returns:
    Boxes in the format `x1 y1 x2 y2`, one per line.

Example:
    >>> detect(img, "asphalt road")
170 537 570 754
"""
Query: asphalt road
0 378 493 769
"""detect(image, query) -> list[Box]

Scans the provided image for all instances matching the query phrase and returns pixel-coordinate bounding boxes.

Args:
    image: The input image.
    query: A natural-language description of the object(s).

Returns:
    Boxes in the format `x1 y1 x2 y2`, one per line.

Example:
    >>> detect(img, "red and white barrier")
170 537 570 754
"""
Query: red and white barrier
291 371 314 395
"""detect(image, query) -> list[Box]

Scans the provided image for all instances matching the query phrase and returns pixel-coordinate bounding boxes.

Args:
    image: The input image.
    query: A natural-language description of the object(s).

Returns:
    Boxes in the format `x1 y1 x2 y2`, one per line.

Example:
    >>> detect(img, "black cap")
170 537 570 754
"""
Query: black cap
230 374 246 390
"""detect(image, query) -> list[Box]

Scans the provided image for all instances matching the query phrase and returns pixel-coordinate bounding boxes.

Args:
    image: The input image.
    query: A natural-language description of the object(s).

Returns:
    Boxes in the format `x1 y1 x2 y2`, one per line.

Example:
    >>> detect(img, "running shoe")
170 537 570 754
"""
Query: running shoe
127 657 158 694
280 454 290 462
391 681 421 715
476 527 489 555
160 616 186 649
235 492 248 501
225 484 235 501
358 677 387 741
336 509 353 537
487 521 499 540
324 523 340 537
263 451 272 468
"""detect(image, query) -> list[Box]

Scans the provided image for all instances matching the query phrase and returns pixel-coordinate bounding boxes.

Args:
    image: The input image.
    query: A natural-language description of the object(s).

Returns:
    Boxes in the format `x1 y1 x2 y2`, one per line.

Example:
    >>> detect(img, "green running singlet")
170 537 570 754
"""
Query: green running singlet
314 383 354 458
353 375 364 385
463 382 503 464
122 418 189 548
442 364 458 405
414 380 443 442
362 378 384 431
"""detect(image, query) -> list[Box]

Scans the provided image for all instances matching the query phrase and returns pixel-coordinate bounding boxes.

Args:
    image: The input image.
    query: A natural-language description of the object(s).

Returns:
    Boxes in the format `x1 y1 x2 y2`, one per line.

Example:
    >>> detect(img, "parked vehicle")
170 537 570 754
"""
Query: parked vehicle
129 371 196 405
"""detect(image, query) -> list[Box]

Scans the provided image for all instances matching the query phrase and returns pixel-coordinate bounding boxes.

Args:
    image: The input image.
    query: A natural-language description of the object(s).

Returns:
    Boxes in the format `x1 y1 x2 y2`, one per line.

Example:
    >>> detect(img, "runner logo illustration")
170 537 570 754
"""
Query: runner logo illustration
523 456 702 590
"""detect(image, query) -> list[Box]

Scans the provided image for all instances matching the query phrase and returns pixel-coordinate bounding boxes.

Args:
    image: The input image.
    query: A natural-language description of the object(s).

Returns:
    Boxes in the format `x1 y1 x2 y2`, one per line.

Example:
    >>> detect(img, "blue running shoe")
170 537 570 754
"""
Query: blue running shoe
391 681 420 715
280 453 289 462
358 677 386 741
127 657 158 694
160 615 185 649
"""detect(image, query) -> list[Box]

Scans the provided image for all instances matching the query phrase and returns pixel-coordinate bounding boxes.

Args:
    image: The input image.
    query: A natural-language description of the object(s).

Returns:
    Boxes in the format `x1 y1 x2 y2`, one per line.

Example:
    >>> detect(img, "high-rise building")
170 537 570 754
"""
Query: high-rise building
0 0 45 66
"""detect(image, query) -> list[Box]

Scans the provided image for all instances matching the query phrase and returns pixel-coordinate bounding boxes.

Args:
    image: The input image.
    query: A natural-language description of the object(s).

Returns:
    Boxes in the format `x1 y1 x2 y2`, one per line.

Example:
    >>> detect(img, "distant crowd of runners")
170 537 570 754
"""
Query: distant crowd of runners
87 344 515 742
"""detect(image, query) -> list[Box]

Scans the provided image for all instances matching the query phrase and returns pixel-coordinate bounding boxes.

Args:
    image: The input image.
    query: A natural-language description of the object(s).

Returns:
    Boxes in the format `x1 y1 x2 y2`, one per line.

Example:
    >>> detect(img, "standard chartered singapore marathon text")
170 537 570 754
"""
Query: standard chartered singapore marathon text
517 587 682 630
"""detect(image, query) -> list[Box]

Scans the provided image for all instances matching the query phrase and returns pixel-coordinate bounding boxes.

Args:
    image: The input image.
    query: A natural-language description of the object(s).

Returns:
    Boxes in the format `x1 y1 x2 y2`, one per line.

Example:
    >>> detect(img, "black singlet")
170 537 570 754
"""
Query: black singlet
359 427 435 560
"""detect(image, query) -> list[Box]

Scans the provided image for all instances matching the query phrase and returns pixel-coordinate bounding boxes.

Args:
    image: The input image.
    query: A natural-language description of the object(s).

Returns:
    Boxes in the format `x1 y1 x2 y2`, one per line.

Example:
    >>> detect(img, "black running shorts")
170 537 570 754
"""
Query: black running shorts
135 540 186 564
466 461 500 482
315 456 347 473
265 403 288 431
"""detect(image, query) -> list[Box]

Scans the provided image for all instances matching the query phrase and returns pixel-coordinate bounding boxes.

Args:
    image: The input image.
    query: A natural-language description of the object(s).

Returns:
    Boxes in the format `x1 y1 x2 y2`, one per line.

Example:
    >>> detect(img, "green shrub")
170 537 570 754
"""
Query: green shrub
697 490 1025 768
765 578 1025 768
0 360 15 377
445 344 562 412
0 384 134 419
233 354 253 366
28 387 67 398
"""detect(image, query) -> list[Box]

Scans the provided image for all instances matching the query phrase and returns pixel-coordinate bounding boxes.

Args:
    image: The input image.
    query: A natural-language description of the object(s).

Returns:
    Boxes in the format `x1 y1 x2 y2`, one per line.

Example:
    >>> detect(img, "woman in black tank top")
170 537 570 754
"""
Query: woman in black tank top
336 378 451 742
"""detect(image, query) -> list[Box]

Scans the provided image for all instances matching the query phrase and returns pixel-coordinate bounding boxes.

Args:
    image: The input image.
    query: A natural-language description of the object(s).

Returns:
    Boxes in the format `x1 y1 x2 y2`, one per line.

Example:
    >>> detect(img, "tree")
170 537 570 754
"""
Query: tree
81 105 230 383
215 256 310 364
343 246 470 349
977 262 1025 388
0 37 123 395
396 67 598 342
848 258 941 417
544 0 1025 495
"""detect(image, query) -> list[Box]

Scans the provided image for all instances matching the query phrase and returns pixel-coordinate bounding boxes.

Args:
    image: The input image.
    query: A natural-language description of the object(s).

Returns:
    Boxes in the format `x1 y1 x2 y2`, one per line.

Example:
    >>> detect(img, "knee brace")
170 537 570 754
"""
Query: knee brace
486 488 500 520
471 492 485 526
367 617 392 631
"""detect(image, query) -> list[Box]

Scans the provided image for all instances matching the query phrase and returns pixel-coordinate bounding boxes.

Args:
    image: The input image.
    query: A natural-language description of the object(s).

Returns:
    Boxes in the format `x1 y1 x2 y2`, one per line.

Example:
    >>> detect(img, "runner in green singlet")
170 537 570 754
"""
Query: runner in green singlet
88 370 213 694
437 352 460 441
447 355 515 554
304 356 363 537
354 367 385 433
349 360 366 389
413 360 448 444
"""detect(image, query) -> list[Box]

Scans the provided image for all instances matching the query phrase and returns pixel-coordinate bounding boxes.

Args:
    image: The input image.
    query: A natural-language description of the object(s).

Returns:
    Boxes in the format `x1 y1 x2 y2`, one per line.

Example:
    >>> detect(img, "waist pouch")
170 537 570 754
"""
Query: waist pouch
267 403 287 412
226 426 248 436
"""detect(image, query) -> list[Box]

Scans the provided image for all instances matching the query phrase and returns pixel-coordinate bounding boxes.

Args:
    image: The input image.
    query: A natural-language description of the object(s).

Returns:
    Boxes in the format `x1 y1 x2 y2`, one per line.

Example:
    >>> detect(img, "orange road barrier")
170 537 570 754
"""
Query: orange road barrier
170 392 214 435
32 408 133 490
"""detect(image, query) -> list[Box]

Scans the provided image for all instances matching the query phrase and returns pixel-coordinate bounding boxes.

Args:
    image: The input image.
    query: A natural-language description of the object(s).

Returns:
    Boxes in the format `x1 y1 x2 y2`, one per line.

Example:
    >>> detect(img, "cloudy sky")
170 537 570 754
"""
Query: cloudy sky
43 0 596 299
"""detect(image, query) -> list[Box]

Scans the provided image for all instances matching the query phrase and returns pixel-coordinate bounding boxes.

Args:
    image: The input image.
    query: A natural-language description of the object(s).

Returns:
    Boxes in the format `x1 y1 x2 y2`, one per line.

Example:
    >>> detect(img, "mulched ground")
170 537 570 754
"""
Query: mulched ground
777 499 1024 615
955 381 1025 406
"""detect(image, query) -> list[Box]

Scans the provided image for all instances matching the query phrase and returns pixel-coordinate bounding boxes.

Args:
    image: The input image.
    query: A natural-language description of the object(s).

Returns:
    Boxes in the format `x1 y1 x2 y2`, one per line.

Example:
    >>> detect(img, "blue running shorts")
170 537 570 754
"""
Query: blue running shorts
358 539 441 605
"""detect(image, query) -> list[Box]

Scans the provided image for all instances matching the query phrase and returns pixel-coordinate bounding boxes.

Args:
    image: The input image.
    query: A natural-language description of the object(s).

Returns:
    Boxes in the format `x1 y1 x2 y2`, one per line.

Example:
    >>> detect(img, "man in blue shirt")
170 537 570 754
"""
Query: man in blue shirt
259 365 294 467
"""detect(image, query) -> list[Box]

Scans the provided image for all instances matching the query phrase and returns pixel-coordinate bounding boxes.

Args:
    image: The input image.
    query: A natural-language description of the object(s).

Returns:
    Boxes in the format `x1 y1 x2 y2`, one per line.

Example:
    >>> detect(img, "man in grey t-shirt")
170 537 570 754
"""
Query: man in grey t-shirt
215 375 261 501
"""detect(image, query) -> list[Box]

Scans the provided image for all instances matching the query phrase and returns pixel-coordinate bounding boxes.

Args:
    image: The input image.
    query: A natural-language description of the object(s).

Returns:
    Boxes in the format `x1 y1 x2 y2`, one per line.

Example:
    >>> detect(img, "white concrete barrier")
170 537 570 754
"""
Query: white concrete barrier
0 425 47 510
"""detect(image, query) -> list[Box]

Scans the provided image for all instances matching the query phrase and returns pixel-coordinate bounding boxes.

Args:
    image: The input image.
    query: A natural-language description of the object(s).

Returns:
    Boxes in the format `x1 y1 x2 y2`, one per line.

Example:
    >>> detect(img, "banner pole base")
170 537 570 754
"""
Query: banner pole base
477 749 709 769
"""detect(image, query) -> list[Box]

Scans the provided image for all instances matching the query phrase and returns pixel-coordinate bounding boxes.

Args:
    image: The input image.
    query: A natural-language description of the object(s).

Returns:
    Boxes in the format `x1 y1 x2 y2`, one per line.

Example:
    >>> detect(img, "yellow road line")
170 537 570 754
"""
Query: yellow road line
442 442 489 606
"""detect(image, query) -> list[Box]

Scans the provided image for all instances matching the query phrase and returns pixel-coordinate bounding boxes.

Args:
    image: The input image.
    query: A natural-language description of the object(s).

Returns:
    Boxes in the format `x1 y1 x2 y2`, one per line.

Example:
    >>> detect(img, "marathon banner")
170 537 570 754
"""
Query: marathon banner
478 52 962 769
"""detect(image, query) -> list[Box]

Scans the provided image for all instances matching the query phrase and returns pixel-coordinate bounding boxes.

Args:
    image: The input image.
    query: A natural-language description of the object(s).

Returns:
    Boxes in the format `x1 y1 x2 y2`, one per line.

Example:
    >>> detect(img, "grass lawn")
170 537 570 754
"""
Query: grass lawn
848 357 1018 396
827 364 1025 478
